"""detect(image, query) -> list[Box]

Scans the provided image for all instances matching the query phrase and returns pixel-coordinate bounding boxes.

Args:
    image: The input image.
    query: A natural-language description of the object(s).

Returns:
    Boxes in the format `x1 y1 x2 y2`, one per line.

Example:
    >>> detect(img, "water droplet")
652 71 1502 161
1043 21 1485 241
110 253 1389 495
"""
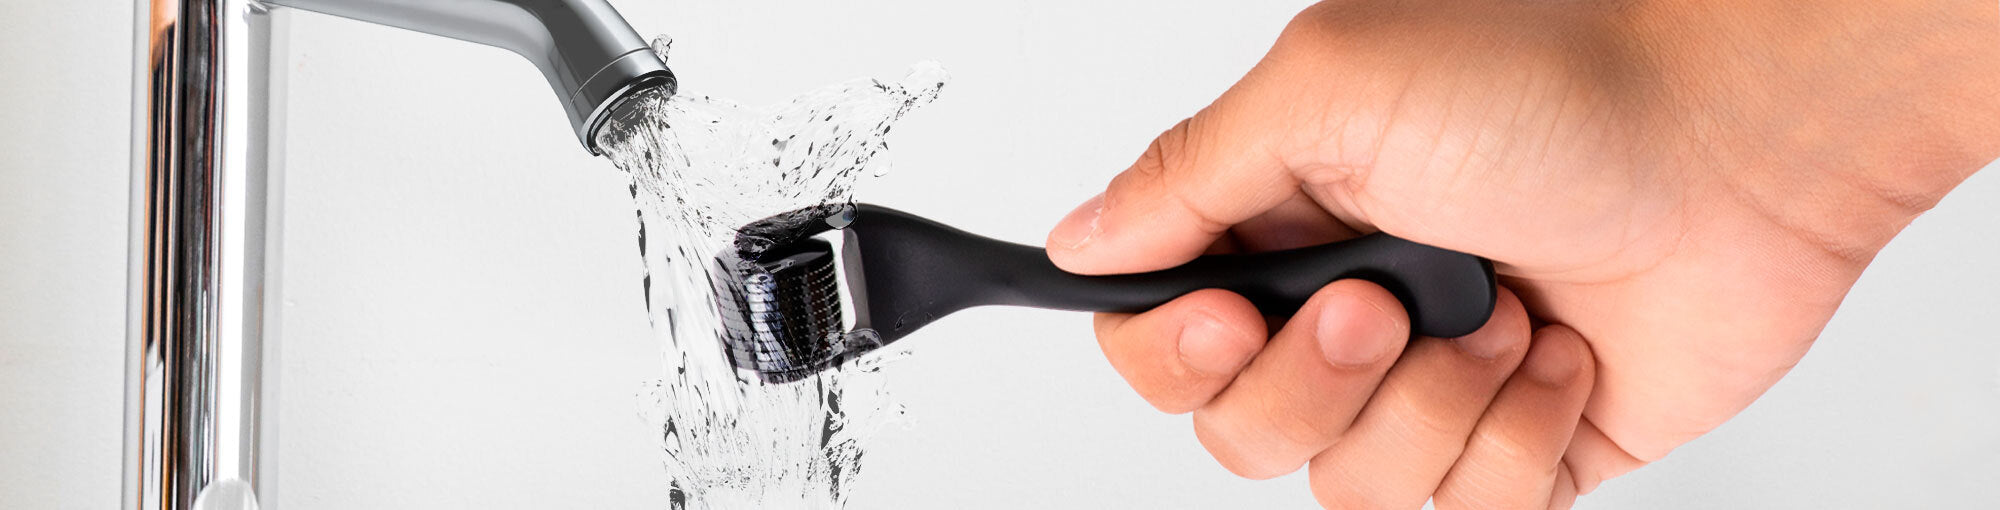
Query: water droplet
650 36 675 61
594 48 947 510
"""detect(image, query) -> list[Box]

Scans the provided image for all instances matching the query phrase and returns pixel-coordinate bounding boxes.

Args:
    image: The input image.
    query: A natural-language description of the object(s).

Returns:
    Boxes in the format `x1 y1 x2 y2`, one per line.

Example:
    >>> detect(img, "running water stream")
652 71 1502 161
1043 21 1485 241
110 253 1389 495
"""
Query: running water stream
592 38 946 509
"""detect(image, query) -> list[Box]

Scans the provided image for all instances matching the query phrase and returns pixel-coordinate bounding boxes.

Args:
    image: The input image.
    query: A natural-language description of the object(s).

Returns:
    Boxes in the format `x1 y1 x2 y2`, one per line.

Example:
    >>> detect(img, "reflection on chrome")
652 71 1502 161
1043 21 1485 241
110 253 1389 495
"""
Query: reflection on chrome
127 0 672 508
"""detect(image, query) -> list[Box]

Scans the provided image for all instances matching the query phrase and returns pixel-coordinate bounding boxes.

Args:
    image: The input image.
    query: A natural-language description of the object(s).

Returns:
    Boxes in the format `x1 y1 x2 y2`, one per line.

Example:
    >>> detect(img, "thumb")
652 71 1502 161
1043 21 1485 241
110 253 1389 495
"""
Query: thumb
1045 33 1352 275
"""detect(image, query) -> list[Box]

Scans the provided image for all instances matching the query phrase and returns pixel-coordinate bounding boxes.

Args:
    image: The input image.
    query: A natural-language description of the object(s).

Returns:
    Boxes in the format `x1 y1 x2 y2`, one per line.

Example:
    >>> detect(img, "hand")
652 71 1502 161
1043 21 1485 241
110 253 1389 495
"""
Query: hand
1120 281 1600 508
1049 1 2000 508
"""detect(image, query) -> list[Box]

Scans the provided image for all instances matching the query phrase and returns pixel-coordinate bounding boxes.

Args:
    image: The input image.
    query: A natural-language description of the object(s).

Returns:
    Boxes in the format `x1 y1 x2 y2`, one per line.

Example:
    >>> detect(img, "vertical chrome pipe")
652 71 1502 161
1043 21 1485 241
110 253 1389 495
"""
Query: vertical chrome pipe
127 1 667 508
127 0 282 508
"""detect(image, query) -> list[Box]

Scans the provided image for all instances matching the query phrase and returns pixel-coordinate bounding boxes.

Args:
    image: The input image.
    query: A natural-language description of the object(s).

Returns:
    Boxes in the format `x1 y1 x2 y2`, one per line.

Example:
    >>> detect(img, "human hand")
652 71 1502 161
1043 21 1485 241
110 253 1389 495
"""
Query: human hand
1114 280 1600 508
1048 1 2000 507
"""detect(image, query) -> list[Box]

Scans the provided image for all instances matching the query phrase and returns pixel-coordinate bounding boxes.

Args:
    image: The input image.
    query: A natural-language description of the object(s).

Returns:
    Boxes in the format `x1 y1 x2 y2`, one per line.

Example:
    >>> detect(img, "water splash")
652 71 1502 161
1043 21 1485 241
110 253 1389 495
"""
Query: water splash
594 38 945 509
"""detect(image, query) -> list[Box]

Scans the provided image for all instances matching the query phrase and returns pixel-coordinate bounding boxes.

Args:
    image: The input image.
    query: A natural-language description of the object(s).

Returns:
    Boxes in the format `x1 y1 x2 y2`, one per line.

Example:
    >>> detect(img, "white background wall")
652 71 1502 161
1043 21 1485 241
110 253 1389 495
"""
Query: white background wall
3 1 1996 508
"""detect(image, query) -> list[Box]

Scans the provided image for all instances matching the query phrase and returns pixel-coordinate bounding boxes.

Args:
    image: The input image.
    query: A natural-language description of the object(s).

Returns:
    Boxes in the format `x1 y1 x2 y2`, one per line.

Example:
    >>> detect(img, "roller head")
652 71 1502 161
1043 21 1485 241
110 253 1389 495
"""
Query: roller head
712 205 858 384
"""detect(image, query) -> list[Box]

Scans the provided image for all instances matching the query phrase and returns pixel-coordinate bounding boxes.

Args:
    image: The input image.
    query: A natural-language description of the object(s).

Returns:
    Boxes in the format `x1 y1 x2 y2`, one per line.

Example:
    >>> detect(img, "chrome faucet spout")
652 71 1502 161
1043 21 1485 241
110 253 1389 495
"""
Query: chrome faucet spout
266 0 676 152
129 1 668 509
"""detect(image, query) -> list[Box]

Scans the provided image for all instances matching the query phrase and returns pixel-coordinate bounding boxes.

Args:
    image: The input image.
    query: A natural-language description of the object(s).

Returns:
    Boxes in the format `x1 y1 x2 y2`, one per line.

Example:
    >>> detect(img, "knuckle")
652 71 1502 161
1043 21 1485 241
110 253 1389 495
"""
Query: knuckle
1143 396 1203 415
1274 1 1383 62
1135 390 1193 414
1125 119 1235 236
1466 428 1543 469
1382 397 1472 455
1307 461 1391 510
1193 409 1307 480
1434 468 1558 510
1107 353 1212 414
1279 3 1346 49
1137 118 1203 184
1269 401 1347 453
1096 306 1248 415
1135 367 1214 415
1436 440 1559 510
1431 487 1508 510
1131 120 1190 180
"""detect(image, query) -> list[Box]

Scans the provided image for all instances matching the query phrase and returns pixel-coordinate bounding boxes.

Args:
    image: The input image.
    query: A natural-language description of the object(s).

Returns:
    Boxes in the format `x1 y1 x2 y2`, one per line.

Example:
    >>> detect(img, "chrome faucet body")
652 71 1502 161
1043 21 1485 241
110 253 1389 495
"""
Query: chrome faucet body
264 0 676 151
127 1 671 508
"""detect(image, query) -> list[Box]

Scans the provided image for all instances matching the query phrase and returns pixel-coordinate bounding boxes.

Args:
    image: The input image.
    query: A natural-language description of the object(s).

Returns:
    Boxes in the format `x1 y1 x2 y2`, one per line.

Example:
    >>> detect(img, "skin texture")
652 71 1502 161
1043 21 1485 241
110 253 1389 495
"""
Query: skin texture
1046 1 2000 508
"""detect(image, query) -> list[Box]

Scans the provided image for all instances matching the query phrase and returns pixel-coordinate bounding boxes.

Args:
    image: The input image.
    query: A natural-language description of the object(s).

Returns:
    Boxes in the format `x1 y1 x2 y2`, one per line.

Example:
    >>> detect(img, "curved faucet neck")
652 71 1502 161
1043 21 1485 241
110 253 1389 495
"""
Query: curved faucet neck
264 0 676 152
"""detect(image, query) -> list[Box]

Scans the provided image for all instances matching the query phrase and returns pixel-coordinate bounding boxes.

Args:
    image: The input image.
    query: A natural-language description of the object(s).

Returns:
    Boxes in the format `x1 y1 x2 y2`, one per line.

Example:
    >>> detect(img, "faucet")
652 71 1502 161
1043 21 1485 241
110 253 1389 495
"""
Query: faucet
128 0 673 508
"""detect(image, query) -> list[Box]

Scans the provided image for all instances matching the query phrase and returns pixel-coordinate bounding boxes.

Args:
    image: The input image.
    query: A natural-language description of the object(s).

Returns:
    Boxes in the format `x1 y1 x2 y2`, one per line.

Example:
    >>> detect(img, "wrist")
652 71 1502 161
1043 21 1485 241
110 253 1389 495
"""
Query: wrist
1627 0 2000 259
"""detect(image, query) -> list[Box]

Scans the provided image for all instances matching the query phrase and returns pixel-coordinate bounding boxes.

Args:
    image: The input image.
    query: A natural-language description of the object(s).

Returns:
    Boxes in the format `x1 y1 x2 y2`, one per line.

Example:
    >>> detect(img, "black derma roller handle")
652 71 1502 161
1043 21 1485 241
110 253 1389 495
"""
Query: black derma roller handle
843 204 1499 344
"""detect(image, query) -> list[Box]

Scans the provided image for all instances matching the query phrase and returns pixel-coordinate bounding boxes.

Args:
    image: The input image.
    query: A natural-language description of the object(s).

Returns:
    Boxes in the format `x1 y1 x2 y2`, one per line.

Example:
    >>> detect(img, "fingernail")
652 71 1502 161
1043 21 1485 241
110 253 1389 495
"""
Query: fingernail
1179 313 1253 376
1523 336 1583 384
1454 328 1518 360
1050 193 1105 250
1317 297 1399 368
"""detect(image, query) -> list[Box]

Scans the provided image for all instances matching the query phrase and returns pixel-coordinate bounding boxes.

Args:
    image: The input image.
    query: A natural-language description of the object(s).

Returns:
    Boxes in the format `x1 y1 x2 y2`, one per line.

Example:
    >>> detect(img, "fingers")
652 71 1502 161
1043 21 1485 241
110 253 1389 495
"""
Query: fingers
1191 280 1411 479
1547 462 1580 510
1046 56 1324 275
1303 289 1532 510
1561 417 1650 495
1432 325 1597 510
1107 282 1602 508
1093 289 1269 414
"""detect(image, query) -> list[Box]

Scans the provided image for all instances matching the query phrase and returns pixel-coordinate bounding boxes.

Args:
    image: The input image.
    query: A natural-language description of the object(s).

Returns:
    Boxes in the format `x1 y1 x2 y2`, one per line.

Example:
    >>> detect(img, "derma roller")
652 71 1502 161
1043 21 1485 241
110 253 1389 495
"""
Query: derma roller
712 203 1498 384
